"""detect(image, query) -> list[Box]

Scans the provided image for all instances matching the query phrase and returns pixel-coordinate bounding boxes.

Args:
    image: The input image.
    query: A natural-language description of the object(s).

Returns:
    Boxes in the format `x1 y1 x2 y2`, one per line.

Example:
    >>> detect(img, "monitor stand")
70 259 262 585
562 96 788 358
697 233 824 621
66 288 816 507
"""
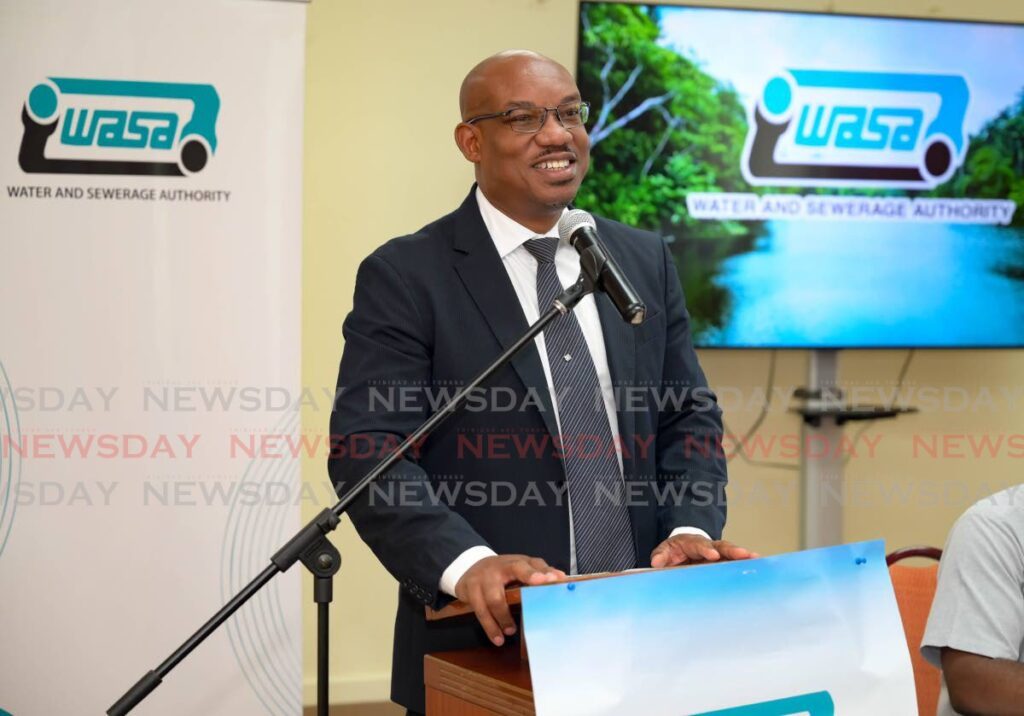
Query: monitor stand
793 349 916 549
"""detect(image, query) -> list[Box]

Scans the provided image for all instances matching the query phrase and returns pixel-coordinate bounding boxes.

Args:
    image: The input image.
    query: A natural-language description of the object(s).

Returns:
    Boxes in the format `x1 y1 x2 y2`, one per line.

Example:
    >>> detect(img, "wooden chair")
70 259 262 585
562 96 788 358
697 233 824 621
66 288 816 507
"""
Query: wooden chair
887 546 942 716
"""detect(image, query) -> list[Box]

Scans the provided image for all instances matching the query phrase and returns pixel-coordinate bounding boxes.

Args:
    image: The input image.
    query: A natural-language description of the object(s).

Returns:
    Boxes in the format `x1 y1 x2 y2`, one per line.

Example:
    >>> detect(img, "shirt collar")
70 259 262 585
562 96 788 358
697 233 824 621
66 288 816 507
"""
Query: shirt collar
475 186 566 259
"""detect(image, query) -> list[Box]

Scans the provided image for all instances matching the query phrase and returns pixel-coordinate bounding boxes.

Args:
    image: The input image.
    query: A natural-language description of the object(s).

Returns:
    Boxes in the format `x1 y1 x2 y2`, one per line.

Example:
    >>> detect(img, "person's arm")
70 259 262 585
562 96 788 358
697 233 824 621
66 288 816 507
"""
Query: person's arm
922 505 1024 714
941 648 1024 715
329 251 486 608
330 250 562 635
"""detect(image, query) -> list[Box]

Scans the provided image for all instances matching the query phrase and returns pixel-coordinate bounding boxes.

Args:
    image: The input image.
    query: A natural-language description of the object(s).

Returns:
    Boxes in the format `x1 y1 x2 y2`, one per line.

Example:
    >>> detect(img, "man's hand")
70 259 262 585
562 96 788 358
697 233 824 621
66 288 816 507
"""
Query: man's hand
454 554 566 646
650 534 759 568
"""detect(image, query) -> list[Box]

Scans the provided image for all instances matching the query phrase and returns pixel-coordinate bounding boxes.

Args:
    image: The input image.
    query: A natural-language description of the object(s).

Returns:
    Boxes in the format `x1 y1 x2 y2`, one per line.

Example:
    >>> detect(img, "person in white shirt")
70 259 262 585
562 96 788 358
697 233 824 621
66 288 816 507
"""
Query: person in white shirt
922 485 1024 715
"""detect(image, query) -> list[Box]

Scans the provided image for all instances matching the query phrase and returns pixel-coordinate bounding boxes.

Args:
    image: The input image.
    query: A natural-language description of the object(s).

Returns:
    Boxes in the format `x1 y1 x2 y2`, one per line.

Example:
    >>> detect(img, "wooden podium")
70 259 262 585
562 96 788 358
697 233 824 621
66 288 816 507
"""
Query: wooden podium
423 585 535 715
422 566 692 714
424 645 534 715
419 569 692 712
421 569 658 715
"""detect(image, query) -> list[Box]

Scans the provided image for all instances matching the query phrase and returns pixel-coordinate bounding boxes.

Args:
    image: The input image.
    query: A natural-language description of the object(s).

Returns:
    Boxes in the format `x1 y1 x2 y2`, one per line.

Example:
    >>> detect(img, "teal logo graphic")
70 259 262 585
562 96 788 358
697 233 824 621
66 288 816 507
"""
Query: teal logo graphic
19 77 220 176
693 691 835 715
743 70 969 189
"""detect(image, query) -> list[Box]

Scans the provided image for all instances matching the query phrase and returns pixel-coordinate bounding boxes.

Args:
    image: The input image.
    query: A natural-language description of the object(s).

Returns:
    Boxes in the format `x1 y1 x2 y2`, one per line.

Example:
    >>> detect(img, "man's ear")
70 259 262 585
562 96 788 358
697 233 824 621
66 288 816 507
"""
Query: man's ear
454 123 481 163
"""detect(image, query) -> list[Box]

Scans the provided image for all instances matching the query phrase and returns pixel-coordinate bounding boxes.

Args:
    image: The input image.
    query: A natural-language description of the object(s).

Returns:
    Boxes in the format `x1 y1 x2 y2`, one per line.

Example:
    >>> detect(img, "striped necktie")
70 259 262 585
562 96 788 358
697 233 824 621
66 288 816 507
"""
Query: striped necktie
524 237 635 574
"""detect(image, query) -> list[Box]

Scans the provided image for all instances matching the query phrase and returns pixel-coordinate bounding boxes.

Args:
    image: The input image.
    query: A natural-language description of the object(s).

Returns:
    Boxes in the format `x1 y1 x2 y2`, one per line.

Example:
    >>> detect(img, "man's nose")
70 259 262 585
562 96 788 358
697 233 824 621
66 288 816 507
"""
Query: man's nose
535 109 574 144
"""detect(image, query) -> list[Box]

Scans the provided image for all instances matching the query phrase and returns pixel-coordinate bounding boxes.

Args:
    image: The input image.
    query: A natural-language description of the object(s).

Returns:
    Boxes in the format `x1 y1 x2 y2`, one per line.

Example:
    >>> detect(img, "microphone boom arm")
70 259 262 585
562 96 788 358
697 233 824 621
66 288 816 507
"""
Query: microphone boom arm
107 273 597 715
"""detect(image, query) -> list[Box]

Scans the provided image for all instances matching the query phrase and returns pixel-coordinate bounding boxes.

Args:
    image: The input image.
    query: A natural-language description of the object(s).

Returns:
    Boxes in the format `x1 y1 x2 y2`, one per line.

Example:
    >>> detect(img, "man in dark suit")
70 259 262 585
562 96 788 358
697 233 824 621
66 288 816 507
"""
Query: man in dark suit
329 50 754 715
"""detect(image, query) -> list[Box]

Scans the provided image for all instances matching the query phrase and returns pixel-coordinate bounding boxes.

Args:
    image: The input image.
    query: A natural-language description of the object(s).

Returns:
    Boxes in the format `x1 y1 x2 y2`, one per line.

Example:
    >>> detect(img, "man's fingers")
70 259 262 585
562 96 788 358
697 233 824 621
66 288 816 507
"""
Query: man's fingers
656 537 720 564
527 557 566 579
713 540 759 561
699 544 721 561
650 548 667 567
718 543 751 560
468 584 505 646
458 554 580 645
524 557 565 582
510 559 560 586
651 537 761 569
651 543 688 567
509 560 542 586
674 537 718 562
483 582 517 637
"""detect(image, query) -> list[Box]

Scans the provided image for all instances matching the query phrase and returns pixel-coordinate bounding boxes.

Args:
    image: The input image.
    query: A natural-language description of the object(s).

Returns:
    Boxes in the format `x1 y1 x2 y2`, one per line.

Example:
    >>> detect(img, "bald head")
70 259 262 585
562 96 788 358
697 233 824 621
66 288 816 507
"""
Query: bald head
459 50 573 120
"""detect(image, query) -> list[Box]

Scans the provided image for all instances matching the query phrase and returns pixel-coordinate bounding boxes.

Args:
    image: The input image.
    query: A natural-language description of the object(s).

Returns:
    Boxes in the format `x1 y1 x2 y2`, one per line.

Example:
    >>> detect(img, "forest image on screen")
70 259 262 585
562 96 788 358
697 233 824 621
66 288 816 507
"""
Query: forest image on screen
575 4 1024 348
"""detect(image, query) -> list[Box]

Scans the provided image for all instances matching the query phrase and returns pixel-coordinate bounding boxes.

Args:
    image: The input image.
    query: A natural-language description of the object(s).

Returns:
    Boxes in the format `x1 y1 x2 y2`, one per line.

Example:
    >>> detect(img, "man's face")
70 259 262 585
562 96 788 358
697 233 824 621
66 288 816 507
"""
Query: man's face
461 58 590 229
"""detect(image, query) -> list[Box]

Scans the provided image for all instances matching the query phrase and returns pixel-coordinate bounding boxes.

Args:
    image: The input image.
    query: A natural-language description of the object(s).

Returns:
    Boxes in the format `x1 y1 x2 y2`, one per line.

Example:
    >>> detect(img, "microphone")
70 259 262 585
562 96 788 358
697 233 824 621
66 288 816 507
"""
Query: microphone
558 209 647 325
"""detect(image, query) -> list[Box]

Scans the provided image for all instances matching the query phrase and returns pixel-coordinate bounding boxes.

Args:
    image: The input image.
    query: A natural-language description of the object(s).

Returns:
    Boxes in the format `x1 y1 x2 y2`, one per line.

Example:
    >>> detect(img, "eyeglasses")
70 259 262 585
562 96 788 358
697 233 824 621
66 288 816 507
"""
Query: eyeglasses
464 101 591 134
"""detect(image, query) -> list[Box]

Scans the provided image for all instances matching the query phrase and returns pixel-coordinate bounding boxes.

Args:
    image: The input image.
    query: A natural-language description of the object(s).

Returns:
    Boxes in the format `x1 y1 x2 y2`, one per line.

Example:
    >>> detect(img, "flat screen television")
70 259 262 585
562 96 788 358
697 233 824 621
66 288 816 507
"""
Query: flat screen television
574 3 1024 348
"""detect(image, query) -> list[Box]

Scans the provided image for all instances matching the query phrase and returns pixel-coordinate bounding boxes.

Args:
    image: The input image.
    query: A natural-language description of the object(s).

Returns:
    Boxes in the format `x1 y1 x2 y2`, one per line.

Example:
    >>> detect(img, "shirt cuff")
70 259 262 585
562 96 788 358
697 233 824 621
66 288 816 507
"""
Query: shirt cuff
670 526 712 540
439 545 498 598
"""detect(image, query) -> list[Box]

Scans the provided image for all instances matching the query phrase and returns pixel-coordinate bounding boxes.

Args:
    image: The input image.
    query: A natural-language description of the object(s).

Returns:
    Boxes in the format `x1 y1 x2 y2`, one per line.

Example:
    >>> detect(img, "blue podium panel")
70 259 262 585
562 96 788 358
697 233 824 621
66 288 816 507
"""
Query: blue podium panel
521 541 917 716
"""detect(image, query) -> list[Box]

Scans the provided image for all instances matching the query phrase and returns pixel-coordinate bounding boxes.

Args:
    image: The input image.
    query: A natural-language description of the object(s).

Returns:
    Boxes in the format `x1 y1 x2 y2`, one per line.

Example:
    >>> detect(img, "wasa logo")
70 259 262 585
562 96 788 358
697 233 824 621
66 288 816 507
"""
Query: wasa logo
742 70 969 189
19 78 219 176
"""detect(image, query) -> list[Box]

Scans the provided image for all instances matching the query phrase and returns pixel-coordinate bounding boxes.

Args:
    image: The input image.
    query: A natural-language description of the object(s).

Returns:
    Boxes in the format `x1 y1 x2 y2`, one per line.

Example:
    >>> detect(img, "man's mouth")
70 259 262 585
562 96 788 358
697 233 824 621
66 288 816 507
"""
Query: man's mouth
532 155 577 181
533 158 572 171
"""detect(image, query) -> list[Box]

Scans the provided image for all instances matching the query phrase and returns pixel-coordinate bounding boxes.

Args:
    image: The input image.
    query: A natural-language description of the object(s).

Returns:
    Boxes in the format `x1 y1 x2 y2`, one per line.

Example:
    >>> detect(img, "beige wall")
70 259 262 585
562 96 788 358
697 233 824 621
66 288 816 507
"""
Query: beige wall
303 0 1024 703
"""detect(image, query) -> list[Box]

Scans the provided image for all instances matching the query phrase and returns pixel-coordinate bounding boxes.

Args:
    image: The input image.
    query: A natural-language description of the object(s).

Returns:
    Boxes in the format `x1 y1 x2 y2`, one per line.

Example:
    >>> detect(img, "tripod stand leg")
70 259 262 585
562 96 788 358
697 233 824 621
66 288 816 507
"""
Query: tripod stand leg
309 544 339 716
317 592 330 716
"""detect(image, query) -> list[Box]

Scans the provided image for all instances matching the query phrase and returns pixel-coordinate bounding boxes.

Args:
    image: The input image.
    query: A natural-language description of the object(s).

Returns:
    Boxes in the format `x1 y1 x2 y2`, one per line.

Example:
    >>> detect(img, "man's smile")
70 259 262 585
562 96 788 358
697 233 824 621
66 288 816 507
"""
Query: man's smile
532 152 578 181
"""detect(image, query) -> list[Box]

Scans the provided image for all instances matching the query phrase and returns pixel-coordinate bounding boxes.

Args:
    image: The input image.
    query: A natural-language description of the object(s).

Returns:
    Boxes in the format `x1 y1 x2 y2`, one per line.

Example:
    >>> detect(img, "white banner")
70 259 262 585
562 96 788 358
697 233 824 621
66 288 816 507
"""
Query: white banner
522 541 917 716
0 1 305 714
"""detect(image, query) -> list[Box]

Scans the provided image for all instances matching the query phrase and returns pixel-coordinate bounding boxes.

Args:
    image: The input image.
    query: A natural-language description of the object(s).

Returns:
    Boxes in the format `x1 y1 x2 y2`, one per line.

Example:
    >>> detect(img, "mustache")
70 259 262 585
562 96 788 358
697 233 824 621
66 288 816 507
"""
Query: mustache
532 147 577 161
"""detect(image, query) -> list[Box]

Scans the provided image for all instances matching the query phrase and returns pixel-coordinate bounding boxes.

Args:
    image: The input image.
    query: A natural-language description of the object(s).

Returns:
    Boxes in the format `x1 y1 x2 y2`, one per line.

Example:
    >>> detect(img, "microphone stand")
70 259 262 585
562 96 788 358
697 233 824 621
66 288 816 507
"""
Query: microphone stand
108 253 611 715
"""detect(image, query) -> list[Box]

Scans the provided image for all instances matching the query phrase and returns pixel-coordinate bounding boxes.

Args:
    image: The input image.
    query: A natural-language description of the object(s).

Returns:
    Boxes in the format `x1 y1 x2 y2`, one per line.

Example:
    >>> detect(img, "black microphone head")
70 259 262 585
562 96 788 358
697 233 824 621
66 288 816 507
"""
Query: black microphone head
558 209 596 244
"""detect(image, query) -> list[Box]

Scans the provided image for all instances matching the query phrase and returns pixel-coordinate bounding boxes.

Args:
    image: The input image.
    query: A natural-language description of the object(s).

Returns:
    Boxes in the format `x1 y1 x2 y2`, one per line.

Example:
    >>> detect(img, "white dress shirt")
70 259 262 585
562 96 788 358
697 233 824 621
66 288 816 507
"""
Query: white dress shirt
437 188 709 597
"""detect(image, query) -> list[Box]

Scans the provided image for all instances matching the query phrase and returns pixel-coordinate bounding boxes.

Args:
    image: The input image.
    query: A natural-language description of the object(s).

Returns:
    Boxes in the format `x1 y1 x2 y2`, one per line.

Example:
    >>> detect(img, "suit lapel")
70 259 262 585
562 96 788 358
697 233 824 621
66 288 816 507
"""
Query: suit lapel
450 190 561 444
594 290 637 478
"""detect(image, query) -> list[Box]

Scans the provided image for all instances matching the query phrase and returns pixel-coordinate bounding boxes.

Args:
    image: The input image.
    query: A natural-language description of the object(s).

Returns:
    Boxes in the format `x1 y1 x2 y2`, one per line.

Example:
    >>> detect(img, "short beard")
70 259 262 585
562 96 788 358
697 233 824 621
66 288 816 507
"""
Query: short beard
545 185 579 210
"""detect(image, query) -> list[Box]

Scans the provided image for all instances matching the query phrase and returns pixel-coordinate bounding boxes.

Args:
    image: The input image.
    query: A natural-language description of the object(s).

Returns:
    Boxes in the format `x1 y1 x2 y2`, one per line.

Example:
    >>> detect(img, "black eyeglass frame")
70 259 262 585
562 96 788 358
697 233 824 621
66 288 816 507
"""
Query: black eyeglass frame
463 101 591 133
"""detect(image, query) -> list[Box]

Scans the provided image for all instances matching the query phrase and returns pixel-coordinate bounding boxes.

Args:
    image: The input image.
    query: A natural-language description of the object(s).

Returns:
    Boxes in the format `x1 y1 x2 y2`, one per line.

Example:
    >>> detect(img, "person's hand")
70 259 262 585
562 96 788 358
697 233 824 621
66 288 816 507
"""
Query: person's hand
454 554 566 646
650 534 759 568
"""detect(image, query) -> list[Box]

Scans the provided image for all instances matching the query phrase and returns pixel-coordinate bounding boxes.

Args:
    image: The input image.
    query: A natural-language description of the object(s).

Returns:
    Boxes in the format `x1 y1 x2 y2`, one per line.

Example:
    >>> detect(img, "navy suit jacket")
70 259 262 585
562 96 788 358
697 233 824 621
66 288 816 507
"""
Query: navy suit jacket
328 188 727 712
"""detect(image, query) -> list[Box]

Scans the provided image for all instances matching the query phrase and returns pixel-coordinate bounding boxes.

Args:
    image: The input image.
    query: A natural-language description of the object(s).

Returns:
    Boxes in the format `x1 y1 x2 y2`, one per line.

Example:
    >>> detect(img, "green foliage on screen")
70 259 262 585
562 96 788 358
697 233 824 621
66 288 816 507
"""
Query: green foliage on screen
574 4 755 336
